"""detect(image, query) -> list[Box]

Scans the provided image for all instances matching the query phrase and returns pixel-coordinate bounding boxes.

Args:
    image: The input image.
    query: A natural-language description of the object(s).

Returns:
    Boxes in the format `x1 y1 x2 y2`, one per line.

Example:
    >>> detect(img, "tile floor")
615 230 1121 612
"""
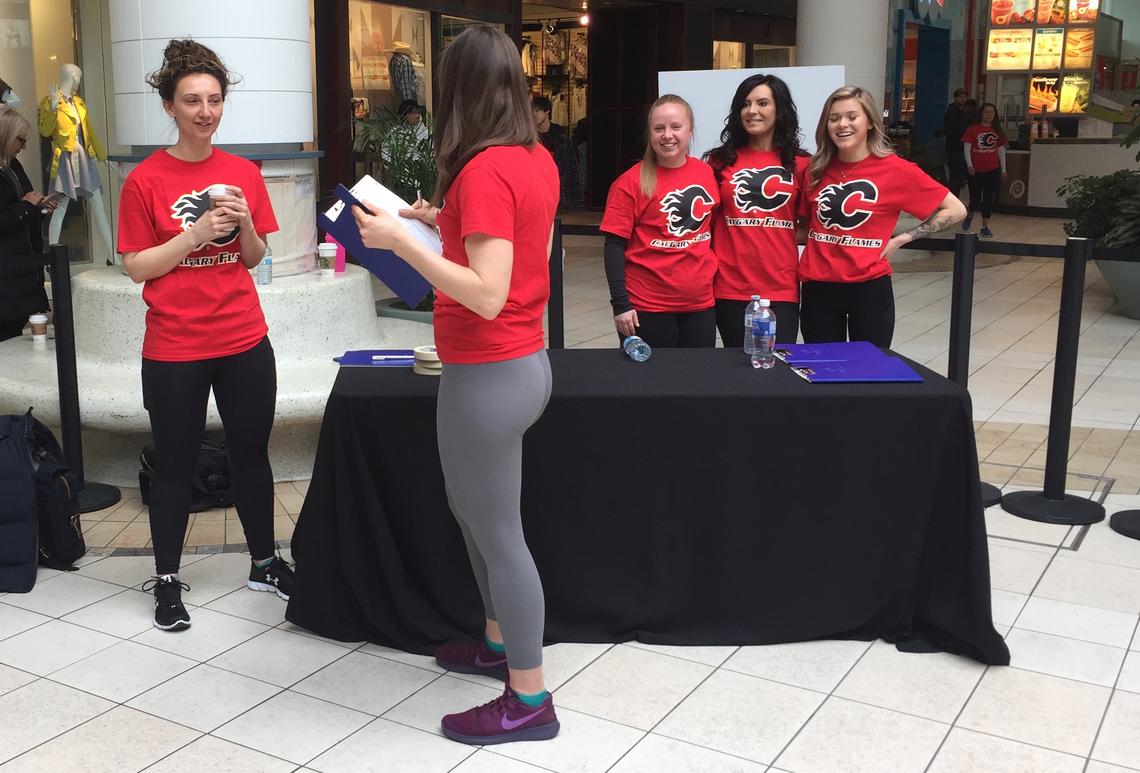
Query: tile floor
4 212 1140 770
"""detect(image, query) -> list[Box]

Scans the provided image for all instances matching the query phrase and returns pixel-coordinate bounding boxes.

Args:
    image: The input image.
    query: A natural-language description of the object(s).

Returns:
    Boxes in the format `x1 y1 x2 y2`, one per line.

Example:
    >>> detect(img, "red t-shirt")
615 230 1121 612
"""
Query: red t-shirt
798 154 947 284
711 149 809 303
600 156 719 312
117 149 278 362
961 124 1006 173
433 144 559 364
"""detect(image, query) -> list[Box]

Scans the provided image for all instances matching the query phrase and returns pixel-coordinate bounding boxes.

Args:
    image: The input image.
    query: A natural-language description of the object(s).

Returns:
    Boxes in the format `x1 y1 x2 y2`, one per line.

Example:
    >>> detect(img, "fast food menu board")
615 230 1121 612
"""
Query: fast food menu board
1068 0 1098 24
1028 74 1060 113
991 0 1035 25
1037 0 1065 25
991 0 1098 26
1059 73 1090 113
1032 28 1064 69
987 28 1034 71
1064 27 1095 69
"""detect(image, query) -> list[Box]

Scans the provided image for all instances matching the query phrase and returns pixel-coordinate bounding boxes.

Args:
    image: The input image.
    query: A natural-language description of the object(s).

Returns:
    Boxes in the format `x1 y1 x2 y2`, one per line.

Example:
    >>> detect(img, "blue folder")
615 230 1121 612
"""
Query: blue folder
334 349 416 367
773 341 887 364
790 356 923 383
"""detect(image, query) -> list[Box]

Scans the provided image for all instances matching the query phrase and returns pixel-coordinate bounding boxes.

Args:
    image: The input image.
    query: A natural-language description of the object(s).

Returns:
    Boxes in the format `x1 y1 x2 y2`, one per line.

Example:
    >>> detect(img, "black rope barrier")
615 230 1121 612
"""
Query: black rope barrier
548 220 565 350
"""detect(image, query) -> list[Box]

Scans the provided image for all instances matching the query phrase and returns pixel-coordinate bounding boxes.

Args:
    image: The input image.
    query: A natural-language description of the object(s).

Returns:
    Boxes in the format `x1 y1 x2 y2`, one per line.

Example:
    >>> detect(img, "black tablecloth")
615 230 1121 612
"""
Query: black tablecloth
286 348 1010 665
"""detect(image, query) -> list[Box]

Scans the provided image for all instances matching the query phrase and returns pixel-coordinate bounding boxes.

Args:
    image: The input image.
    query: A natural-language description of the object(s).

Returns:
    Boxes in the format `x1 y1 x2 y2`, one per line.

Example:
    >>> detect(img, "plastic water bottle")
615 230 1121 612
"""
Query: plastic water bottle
622 335 651 362
257 245 273 285
751 299 776 369
743 295 762 356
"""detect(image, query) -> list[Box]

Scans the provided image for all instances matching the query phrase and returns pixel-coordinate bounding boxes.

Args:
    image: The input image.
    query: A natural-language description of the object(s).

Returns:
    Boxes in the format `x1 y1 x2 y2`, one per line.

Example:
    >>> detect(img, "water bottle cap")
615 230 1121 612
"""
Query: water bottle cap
622 335 641 345
751 295 760 301
759 298 770 307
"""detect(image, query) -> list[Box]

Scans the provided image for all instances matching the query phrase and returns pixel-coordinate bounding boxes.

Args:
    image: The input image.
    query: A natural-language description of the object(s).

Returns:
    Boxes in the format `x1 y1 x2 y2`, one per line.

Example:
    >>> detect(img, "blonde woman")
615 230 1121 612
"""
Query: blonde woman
600 94 719 348
798 86 965 346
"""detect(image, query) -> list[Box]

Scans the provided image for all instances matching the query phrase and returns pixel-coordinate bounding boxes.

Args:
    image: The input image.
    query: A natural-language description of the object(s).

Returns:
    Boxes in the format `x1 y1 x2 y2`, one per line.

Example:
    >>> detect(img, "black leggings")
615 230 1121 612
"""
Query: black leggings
714 299 800 347
800 276 895 348
141 336 277 575
617 308 716 348
967 168 1000 219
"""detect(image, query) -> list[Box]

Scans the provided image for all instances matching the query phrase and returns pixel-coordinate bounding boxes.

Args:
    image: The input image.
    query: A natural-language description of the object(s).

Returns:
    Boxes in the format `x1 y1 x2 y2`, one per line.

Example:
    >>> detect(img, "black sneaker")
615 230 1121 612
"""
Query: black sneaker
248 555 294 600
141 575 191 631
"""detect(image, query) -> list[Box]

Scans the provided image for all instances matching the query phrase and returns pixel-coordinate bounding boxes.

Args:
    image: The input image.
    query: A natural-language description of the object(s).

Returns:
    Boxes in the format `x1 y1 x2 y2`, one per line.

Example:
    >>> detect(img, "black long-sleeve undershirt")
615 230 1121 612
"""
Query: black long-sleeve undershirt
603 234 632 315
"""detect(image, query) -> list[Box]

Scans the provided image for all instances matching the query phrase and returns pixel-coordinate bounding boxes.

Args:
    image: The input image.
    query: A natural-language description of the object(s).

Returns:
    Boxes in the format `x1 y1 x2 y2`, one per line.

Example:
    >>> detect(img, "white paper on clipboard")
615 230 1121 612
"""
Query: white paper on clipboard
325 175 442 255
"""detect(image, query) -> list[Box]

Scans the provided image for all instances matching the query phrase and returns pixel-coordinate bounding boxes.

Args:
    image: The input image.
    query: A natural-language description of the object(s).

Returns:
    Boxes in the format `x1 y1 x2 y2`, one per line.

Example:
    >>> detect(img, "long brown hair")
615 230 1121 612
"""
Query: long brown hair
639 94 694 198
977 102 1007 141
806 86 893 187
433 25 536 204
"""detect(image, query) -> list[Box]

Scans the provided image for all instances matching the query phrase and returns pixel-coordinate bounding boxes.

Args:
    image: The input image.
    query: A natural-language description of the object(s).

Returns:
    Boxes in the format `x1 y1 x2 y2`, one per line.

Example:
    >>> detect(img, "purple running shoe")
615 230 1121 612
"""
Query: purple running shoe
435 639 509 681
441 686 560 745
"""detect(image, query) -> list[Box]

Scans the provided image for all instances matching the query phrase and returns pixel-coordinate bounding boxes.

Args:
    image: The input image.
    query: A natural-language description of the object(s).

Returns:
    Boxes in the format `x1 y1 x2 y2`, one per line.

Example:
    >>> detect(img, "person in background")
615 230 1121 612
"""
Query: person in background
398 98 430 142
961 102 1007 239
532 94 583 208
799 86 966 347
704 73 807 346
352 25 561 747
942 88 972 200
0 106 55 341
601 94 719 349
116 39 291 631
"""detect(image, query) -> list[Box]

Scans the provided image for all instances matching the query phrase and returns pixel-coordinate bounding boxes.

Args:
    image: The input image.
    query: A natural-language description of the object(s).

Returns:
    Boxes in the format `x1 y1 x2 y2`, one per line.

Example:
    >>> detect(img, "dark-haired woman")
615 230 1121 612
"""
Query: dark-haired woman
961 102 1007 238
353 25 561 746
117 39 290 631
705 74 807 346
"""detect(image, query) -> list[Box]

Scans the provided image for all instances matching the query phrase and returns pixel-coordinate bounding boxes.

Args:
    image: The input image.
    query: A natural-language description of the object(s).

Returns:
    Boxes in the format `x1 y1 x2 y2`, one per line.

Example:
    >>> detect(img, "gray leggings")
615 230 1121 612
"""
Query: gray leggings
437 349 552 670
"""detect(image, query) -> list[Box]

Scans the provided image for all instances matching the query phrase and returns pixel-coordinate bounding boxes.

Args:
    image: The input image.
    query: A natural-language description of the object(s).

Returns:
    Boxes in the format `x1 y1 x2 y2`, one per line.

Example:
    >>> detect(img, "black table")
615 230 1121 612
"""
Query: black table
286 348 1010 665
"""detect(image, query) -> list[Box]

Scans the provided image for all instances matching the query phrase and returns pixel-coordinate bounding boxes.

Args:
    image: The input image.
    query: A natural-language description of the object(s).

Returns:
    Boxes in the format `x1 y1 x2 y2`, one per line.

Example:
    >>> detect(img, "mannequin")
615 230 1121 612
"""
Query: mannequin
388 42 417 104
0 77 20 108
39 63 114 263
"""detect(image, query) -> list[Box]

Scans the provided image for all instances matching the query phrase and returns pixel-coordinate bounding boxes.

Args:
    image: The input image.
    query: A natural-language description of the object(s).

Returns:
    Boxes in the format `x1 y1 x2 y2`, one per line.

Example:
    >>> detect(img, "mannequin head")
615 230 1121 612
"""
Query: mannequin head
60 64 82 96
0 77 19 108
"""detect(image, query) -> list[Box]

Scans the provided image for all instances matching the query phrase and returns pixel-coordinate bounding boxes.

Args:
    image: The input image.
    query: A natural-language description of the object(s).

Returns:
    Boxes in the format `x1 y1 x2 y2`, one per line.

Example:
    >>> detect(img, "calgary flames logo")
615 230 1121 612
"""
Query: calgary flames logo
731 166 794 213
659 185 715 237
976 131 998 149
816 180 878 231
170 189 239 247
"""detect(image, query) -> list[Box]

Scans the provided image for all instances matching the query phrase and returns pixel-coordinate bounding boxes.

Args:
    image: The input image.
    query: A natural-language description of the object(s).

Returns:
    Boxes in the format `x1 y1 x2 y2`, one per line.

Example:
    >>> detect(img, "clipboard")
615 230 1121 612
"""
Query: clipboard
790 356 923 383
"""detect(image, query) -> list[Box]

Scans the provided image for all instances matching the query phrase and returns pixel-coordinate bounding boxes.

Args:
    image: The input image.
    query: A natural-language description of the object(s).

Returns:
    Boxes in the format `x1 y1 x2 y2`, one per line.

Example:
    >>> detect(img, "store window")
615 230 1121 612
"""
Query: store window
751 45 795 68
712 41 744 70
348 2 430 120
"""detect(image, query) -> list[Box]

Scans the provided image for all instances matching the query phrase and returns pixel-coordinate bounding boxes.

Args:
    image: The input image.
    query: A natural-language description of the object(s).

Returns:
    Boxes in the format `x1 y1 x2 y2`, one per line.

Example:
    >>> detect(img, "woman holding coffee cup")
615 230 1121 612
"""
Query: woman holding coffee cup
0 105 57 342
116 39 290 632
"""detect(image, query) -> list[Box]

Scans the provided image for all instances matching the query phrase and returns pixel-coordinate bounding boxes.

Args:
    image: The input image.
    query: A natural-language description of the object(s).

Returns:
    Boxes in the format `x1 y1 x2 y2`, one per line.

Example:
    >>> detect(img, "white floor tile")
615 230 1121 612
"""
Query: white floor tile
450 750 551 772
358 642 446 673
610 733 767 773
1015 596 1138 648
0 603 51 641
990 590 1029 627
0 705 199 773
834 640 986 722
1074 520 1140 570
0 678 114 764
208 628 349 687
0 663 35 696
554 644 712 730
622 641 738 667
493 706 645 773
381 674 500 736
132 607 269 662
175 553 256 605
0 573 122 618
1005 628 1127 687
1035 555 1140 615
1118 651 1140 694
987 544 1054 595
204 586 288 626
75 553 208 589
143 734 296 773
275 620 362 648
213 690 371 765
1085 761 1140 773
51 640 196 702
774 696 948 773
1091 690 1140 769
722 639 870 693
308 717 472 773
986 508 1072 546
59 589 159 639
957 666 1111 756
292 650 438 715
655 668 823 764
0 619 118 675
127 663 280 733
541 642 614 690
928 727 1086 772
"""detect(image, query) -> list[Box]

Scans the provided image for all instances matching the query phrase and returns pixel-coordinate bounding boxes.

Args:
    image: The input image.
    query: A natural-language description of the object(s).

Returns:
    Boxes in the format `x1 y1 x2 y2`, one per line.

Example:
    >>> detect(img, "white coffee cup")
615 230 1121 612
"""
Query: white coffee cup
208 184 229 208
29 312 47 345
317 243 337 278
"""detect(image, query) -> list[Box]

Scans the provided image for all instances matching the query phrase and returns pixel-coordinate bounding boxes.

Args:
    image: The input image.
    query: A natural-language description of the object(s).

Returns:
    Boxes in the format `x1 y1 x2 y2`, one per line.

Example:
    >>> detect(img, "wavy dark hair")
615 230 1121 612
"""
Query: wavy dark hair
432 25 536 203
977 102 1006 141
146 39 239 103
703 74 803 180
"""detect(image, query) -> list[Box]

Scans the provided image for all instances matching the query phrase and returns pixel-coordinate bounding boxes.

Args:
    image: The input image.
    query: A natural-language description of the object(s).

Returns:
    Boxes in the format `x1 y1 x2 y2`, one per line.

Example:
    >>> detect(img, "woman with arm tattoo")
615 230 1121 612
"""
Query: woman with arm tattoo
797 86 966 347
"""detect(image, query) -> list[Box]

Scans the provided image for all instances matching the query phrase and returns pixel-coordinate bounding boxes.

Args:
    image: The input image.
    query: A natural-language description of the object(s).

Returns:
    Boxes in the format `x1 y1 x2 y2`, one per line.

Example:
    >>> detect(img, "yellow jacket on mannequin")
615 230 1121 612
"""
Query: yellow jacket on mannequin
38 92 105 180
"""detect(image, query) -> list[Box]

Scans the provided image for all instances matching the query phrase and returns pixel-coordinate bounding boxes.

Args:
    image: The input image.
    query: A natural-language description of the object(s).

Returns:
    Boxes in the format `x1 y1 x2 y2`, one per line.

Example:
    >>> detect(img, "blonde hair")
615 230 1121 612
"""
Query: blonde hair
806 86 893 187
0 105 31 166
639 94 694 198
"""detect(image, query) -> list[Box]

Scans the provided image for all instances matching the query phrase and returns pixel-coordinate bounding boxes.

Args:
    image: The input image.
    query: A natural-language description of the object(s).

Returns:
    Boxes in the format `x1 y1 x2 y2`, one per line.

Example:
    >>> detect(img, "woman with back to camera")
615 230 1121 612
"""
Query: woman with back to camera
961 102 1007 239
798 85 966 347
704 73 808 346
116 39 292 631
351 25 561 746
0 105 56 341
601 94 719 348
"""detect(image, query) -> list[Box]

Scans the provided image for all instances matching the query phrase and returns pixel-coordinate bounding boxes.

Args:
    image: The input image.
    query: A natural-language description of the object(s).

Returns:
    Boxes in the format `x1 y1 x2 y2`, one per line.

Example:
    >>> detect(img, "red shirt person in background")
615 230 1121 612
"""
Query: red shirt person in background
353 25 562 747
961 102 1008 238
704 73 808 346
600 94 719 348
117 39 291 633
799 85 966 347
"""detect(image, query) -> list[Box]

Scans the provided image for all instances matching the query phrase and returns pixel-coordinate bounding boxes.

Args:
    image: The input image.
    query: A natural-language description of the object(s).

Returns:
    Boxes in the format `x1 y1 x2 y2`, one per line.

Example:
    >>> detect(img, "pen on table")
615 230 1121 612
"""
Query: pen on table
372 354 415 361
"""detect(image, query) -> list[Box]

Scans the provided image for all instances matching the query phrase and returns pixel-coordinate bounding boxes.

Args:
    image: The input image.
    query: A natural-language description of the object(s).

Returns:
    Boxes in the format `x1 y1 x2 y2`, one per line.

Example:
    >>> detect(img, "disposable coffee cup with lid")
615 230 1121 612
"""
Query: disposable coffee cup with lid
317 243 337 277
29 312 48 345
208 184 229 208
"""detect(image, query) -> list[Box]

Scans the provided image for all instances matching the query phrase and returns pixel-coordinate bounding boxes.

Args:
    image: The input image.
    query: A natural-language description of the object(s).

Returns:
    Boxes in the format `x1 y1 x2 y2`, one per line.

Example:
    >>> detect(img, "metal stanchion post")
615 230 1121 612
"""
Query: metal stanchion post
47 245 121 514
548 219 565 350
1001 238 1104 524
947 232 1001 507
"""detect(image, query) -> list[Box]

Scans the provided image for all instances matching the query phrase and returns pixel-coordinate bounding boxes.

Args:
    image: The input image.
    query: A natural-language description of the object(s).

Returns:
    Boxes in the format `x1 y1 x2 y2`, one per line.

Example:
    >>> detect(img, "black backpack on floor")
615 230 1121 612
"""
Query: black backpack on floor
28 414 85 570
139 439 234 512
0 412 38 592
